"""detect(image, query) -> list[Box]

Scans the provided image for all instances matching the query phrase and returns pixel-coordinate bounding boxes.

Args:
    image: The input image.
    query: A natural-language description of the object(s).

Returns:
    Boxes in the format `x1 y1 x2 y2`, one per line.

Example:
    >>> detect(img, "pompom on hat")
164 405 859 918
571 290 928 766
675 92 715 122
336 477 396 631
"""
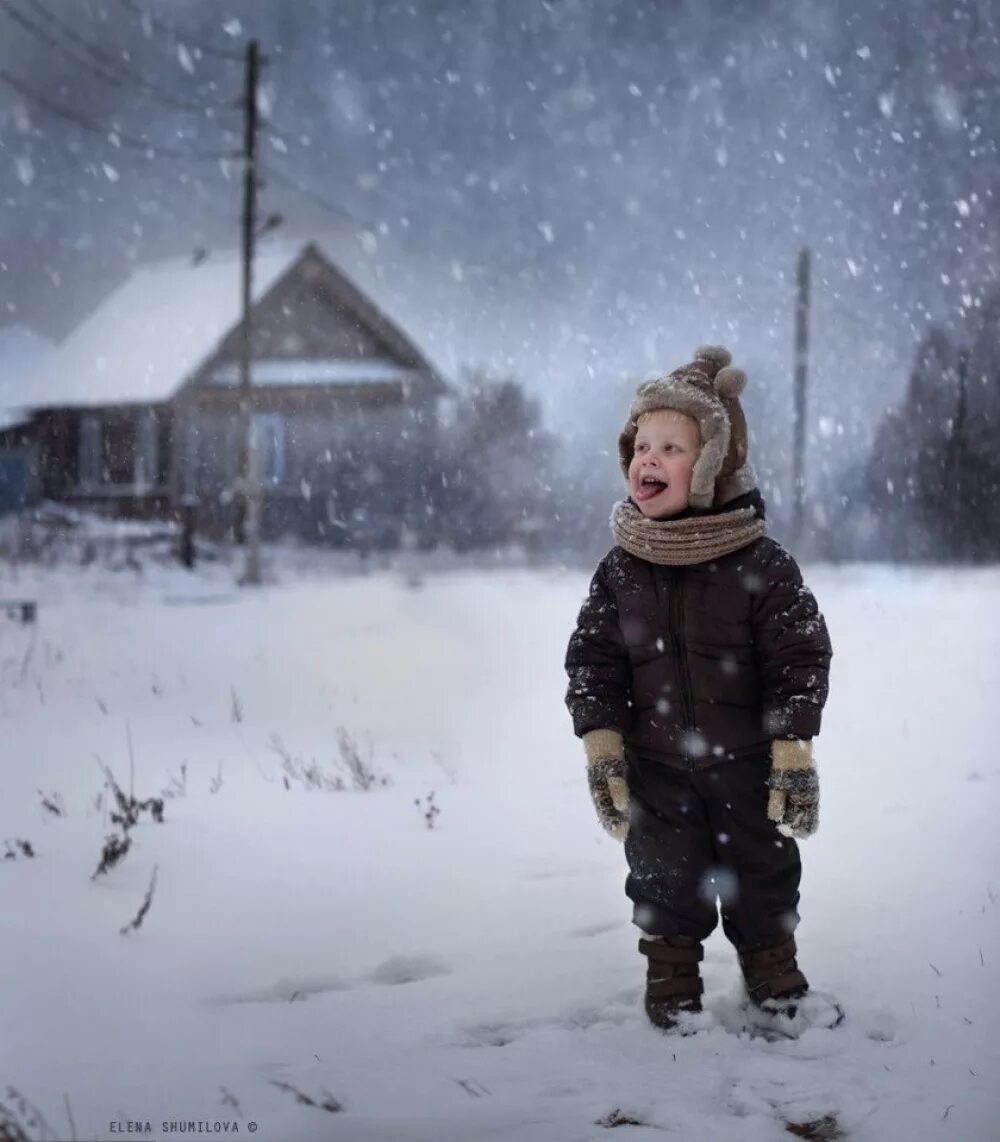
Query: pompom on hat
617 344 757 509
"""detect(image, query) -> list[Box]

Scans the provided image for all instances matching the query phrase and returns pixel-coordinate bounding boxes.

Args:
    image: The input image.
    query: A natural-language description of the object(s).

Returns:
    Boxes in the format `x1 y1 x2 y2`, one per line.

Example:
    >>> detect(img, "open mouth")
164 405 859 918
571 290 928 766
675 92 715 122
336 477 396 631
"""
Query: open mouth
634 475 668 502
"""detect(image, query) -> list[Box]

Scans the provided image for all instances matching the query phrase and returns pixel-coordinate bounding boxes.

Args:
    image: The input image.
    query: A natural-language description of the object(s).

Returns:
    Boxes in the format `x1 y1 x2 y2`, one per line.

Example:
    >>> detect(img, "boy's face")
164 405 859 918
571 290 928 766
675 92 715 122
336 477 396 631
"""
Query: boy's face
628 409 702 519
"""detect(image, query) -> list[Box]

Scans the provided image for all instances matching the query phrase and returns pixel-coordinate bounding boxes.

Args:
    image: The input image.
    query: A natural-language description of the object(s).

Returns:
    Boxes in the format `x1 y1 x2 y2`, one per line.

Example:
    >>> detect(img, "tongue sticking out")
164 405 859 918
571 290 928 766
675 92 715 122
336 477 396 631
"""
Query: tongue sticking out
635 479 667 502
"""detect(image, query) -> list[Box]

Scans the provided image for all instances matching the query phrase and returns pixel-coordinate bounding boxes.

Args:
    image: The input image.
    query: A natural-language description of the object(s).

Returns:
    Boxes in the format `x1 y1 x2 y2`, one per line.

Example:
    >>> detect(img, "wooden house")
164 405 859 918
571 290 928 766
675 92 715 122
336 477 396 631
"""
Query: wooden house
9 242 451 546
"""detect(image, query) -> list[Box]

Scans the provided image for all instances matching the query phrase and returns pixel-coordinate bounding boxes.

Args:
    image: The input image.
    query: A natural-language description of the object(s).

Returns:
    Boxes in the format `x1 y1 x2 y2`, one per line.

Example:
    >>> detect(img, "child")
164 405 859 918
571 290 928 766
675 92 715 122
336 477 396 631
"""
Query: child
565 345 837 1035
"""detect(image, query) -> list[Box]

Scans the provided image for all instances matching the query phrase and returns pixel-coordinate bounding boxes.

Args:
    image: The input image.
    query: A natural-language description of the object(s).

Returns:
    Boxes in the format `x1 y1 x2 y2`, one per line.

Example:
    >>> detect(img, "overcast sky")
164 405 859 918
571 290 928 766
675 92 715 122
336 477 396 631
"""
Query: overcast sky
1 0 998 503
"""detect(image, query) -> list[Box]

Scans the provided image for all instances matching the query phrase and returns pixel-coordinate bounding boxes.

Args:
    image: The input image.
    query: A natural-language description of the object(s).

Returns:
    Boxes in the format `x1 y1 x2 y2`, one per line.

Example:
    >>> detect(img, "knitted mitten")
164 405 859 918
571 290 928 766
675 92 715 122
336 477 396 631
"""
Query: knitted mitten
767 739 819 839
582 728 630 841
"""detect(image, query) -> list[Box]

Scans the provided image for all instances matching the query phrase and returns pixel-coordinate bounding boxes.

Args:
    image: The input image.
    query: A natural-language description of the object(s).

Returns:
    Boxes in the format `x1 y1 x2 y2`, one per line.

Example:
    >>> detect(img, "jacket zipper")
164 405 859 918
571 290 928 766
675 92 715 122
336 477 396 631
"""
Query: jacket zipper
667 570 697 731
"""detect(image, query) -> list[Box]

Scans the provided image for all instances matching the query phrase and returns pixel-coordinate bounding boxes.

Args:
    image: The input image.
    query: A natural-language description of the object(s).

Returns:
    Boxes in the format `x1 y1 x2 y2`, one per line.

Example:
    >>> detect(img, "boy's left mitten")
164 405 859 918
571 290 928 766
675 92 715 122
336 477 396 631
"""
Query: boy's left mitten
767 739 819 839
583 729 630 842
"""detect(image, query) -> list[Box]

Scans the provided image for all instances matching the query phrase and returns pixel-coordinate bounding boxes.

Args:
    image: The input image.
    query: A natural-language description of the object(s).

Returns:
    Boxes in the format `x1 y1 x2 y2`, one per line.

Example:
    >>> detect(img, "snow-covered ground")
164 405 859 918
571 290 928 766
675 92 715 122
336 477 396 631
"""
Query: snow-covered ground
1 556 998 1141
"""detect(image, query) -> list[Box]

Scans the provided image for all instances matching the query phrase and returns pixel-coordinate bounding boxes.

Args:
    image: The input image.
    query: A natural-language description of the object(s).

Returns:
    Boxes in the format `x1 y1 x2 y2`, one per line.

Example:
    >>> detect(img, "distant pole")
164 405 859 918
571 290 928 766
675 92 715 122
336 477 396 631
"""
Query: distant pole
792 247 811 547
236 39 261 585
947 349 969 556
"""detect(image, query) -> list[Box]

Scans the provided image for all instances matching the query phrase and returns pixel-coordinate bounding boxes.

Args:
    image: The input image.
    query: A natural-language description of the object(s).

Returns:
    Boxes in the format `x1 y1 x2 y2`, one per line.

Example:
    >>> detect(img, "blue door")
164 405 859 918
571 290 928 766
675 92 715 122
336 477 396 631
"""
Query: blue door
0 449 31 516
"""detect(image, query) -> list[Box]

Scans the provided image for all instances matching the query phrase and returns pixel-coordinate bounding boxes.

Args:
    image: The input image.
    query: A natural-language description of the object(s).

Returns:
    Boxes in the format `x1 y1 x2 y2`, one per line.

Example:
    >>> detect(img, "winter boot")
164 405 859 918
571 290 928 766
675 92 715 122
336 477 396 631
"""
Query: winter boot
738 937 844 1036
639 935 704 1032
738 937 809 1015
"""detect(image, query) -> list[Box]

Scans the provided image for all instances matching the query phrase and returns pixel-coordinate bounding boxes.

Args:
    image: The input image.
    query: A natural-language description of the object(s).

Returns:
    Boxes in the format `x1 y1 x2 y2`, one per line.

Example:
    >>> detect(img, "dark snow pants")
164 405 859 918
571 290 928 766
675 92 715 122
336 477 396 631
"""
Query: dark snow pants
624 750 801 950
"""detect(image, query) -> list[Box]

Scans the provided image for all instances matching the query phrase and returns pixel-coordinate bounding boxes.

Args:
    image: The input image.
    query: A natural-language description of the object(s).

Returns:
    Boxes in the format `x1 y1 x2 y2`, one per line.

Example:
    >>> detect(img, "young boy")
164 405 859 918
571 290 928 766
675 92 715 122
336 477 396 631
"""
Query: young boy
565 345 837 1035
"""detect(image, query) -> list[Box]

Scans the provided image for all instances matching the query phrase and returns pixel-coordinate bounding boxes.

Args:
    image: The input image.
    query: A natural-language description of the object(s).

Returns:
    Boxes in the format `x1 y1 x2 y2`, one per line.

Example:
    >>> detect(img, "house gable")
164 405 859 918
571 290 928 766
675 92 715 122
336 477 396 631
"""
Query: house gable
188 244 441 391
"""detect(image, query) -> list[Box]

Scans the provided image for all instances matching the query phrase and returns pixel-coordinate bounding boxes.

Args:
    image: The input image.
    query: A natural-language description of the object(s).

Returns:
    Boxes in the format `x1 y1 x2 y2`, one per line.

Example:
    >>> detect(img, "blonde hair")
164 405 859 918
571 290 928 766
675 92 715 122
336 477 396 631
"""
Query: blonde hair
636 407 702 443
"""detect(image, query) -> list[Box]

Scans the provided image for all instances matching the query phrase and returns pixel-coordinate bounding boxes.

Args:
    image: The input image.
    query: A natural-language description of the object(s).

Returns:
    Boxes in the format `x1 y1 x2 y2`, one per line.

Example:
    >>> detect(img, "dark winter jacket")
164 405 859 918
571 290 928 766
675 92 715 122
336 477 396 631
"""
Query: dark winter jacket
565 500 832 768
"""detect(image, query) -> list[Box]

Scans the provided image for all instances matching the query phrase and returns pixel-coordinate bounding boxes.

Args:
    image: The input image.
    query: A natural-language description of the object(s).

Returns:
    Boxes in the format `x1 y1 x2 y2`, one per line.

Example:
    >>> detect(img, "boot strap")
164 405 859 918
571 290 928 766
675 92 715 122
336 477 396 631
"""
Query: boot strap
738 937 796 971
646 975 704 999
638 938 704 964
746 969 808 1002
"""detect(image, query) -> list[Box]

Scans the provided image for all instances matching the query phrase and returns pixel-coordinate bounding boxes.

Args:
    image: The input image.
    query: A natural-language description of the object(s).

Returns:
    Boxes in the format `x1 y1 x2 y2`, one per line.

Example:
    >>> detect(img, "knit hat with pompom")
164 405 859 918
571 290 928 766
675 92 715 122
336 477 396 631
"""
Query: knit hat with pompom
617 344 757 510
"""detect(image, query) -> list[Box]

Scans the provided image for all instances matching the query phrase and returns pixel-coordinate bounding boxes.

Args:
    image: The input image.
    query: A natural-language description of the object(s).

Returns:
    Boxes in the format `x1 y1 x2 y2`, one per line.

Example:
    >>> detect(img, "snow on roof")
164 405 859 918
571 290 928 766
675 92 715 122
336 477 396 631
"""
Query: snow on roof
21 247 298 410
0 407 30 432
207 358 423 387
20 231 451 412
0 324 53 431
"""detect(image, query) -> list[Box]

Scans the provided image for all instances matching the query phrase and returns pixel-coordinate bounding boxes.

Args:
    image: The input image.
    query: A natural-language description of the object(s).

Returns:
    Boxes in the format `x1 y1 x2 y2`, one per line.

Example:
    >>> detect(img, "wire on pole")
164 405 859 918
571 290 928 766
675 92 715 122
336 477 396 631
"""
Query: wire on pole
260 163 366 228
0 66 238 161
114 0 245 62
5 0 237 114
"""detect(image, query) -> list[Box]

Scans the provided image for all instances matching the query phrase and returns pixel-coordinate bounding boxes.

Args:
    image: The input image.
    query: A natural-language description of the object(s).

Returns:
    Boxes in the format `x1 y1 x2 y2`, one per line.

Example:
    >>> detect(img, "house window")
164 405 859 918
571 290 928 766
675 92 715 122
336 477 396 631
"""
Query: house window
79 414 101 487
251 414 285 486
101 411 136 485
135 408 159 487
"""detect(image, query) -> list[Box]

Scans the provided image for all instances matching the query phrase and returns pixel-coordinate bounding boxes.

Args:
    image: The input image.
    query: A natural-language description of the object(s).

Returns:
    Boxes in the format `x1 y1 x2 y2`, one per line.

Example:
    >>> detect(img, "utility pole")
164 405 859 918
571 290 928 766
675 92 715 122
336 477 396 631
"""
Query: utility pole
236 38 261 585
792 247 811 549
946 349 969 557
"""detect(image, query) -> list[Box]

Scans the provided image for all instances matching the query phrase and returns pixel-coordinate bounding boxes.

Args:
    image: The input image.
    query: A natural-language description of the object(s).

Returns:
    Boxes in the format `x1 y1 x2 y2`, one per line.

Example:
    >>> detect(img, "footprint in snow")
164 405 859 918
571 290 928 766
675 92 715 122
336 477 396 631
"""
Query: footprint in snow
463 1022 522 1047
212 973 350 1005
211 955 452 1006
368 953 452 986
459 998 633 1047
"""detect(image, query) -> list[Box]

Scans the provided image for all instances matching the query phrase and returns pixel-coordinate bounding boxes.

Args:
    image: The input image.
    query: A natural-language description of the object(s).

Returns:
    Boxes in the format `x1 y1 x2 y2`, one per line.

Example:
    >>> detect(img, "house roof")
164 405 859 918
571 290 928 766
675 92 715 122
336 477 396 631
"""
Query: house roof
0 407 30 432
0 324 53 430
16 233 450 412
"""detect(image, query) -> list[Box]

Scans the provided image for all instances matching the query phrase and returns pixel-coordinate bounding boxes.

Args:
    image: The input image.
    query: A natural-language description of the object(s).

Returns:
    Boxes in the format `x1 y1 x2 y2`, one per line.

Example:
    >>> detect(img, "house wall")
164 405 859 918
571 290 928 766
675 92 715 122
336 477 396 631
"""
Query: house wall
174 383 439 545
33 405 174 521
25 384 442 541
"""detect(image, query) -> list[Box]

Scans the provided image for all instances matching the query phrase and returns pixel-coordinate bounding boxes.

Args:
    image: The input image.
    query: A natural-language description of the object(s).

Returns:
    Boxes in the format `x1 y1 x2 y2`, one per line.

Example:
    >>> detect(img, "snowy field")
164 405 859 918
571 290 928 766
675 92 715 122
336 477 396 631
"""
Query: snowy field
1 555 998 1141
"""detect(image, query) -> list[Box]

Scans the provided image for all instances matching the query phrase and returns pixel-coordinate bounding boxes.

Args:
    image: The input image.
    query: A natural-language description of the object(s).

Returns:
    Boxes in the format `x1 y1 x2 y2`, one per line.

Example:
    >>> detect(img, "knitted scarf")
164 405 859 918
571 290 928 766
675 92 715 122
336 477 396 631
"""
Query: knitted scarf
610 498 766 566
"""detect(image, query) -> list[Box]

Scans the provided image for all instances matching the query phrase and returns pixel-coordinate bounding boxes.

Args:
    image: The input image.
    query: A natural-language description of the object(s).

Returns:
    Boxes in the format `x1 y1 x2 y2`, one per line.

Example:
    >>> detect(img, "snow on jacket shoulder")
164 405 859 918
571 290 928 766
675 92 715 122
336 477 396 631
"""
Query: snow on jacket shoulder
564 537 833 767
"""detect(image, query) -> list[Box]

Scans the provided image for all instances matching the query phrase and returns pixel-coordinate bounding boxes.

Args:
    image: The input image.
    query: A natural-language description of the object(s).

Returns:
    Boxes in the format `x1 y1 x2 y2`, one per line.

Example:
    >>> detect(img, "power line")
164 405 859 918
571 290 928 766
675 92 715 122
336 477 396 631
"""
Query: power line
0 0 235 115
261 163 364 227
114 0 244 63
0 67 237 161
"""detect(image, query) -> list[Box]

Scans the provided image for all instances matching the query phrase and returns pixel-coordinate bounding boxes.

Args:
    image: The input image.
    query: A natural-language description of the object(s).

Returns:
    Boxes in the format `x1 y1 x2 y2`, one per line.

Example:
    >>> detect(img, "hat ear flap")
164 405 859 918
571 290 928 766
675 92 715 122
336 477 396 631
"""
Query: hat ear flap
688 418 730 508
618 426 636 478
714 366 746 399
718 398 748 477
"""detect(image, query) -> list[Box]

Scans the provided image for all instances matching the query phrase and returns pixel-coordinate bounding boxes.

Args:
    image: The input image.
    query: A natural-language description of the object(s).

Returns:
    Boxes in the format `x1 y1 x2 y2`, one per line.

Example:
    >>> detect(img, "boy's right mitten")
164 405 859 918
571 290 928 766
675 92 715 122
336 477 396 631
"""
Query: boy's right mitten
767 739 819 839
583 728 630 841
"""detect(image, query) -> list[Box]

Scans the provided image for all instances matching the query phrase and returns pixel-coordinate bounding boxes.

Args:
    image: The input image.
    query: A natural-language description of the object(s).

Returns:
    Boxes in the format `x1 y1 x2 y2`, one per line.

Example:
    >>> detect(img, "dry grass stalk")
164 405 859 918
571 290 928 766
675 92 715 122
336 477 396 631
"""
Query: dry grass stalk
269 1080 343 1114
595 1107 645 1128
209 761 224 794
414 791 441 830
92 834 131 880
268 734 345 793
3 839 35 860
120 865 158 935
162 763 188 800
335 726 389 791
37 791 65 817
99 762 164 829
0 1087 56 1141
